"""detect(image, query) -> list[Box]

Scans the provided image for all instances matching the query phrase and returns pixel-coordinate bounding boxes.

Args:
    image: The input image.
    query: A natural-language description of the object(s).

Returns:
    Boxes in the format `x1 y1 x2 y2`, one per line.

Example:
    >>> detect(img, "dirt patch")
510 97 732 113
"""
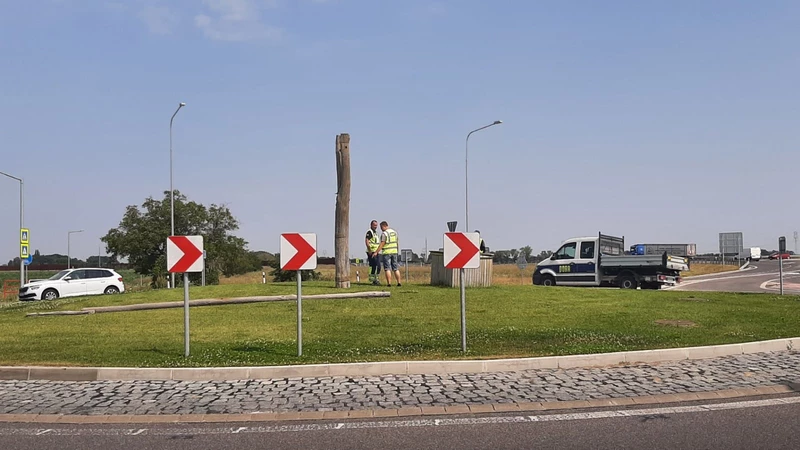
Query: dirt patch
679 296 710 302
655 319 698 328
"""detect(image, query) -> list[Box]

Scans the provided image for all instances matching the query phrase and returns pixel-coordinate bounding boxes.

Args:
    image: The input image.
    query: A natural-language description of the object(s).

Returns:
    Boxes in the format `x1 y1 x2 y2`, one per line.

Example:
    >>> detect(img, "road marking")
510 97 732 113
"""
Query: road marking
4 397 800 437
129 429 146 436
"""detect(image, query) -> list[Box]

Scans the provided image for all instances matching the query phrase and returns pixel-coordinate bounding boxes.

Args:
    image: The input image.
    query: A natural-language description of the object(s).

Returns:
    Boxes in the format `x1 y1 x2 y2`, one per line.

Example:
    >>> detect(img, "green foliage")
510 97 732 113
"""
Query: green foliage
101 190 254 284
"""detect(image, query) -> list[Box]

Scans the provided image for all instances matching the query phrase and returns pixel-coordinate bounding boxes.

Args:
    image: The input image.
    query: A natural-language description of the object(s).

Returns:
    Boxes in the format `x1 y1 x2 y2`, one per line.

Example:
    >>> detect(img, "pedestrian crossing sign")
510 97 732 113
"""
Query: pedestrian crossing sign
20 228 29 244
20 244 29 258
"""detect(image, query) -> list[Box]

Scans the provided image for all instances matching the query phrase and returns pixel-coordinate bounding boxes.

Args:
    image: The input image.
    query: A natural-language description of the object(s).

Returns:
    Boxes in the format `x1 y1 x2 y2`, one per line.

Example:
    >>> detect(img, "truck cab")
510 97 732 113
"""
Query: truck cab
534 233 688 289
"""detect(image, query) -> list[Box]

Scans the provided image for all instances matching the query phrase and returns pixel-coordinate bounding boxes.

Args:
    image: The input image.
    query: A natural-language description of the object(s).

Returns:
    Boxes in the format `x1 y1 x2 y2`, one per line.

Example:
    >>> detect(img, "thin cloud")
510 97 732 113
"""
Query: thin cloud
194 0 283 42
138 5 178 35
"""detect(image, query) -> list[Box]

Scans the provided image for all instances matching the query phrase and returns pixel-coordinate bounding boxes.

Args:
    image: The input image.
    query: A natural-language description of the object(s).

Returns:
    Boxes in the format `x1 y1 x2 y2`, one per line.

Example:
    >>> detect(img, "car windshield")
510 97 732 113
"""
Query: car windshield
48 270 70 281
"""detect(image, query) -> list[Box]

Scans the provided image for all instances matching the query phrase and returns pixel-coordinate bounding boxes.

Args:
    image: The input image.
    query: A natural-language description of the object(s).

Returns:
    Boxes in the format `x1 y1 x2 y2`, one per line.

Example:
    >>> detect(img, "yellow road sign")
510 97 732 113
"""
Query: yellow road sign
20 244 29 258
20 228 29 244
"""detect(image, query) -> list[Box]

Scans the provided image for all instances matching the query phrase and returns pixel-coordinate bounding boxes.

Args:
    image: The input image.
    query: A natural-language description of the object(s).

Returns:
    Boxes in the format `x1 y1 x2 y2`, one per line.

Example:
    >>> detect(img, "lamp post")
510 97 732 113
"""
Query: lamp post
67 230 83 269
170 102 186 289
0 171 23 287
465 120 502 232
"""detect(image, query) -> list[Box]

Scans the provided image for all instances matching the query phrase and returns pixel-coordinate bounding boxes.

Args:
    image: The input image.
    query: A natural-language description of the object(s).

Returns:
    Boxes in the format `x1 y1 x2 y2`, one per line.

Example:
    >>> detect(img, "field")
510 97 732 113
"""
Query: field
0 277 796 368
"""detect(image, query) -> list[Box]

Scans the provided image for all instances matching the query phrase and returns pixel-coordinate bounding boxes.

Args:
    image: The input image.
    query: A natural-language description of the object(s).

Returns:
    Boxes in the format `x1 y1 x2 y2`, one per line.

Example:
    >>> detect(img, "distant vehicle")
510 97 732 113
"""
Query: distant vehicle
769 253 791 260
18 268 125 301
738 247 761 261
534 233 689 290
630 243 697 257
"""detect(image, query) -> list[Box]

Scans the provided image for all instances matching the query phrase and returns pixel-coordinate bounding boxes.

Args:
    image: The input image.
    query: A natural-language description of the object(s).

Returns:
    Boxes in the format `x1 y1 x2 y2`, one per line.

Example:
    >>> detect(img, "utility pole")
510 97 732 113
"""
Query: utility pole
334 133 351 288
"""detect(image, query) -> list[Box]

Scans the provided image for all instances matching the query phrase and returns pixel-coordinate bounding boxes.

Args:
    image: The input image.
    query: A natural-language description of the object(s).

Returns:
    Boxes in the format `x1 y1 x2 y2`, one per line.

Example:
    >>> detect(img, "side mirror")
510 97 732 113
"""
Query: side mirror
64 276 72 281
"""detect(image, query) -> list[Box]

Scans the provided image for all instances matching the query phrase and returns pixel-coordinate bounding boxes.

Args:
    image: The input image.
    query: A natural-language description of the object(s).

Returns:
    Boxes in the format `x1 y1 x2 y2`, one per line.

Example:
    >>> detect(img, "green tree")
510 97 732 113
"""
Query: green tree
102 190 256 286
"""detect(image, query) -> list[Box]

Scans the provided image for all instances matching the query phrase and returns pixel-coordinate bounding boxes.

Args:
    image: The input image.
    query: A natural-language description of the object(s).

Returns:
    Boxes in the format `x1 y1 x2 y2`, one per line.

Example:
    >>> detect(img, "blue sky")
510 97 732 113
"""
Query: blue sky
2 0 799 263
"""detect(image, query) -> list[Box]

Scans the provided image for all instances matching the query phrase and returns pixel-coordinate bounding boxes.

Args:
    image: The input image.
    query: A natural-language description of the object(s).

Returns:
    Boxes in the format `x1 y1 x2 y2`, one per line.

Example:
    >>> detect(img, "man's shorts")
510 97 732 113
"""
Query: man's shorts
382 254 399 271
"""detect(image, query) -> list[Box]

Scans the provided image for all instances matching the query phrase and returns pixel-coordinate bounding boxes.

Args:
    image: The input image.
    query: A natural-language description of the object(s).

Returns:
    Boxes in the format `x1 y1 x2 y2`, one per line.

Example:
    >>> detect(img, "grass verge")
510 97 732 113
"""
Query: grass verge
0 282 797 368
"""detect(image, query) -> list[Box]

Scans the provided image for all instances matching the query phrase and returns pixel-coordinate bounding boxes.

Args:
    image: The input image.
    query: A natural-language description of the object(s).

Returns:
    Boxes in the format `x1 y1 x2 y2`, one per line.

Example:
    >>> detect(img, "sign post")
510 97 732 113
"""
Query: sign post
779 236 786 295
444 232 480 352
167 235 204 357
516 254 528 284
401 249 413 283
280 233 317 357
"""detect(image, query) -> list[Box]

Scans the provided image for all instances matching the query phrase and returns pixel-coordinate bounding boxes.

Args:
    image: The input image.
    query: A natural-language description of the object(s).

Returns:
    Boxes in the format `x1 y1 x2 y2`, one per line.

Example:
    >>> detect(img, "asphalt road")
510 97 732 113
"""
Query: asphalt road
671 259 800 294
3 396 800 450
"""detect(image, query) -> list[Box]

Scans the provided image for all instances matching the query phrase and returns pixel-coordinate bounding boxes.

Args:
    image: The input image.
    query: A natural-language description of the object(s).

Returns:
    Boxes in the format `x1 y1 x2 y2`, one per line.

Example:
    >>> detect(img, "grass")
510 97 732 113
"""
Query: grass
682 264 740 277
0 280 797 368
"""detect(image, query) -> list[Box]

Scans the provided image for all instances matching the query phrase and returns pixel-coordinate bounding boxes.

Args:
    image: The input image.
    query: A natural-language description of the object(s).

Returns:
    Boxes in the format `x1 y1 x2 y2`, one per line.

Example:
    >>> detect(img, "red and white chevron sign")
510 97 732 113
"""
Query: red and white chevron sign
167 236 204 273
280 233 317 271
444 232 480 269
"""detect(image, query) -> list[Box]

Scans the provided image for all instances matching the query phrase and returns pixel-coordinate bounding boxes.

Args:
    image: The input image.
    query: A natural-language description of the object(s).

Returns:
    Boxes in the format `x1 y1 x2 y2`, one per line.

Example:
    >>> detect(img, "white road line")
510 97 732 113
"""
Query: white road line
129 429 146 436
4 397 800 437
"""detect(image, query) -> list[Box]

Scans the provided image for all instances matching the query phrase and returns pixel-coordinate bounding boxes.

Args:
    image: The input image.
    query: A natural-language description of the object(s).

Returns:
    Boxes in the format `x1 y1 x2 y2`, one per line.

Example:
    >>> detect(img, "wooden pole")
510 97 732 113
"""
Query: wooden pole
335 133 351 288
25 292 391 317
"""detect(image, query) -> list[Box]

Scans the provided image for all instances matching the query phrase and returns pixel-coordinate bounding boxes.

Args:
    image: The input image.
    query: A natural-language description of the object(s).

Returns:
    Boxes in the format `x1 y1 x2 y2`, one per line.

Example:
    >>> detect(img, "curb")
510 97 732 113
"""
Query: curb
0 337 796 382
0 385 794 424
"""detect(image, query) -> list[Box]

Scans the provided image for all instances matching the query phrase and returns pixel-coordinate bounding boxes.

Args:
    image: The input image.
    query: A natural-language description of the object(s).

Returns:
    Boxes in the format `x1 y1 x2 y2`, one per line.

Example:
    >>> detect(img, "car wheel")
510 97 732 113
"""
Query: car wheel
542 275 556 287
618 275 638 289
42 289 59 301
104 286 120 295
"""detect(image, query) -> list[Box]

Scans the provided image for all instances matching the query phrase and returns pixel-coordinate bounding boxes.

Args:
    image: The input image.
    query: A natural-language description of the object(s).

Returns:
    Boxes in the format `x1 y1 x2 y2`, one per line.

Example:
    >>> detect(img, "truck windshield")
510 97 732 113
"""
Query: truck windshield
555 243 576 259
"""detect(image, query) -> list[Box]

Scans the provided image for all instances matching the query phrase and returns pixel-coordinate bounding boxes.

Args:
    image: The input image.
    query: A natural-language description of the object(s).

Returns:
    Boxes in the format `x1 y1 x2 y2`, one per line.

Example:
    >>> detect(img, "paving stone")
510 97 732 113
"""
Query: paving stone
0 351 798 416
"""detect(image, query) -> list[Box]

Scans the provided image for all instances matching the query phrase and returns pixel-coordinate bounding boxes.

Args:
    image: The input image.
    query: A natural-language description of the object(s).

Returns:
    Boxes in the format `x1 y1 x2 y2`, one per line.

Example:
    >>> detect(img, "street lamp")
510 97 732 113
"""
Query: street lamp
67 230 84 269
0 171 23 287
465 120 502 232
169 102 186 289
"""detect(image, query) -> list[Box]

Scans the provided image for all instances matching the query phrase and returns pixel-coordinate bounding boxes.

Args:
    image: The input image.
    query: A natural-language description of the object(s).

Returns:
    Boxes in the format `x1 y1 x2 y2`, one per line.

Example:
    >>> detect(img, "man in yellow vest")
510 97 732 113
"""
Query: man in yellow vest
374 221 402 287
365 220 382 285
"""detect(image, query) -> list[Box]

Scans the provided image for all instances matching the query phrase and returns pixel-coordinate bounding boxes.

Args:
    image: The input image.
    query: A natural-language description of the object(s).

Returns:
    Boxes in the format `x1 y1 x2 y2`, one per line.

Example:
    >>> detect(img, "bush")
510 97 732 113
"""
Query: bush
265 258 321 282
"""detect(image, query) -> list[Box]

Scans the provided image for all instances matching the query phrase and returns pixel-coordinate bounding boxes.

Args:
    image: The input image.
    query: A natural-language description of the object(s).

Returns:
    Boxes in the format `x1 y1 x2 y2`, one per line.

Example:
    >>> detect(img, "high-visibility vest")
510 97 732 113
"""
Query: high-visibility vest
366 229 380 252
381 229 399 254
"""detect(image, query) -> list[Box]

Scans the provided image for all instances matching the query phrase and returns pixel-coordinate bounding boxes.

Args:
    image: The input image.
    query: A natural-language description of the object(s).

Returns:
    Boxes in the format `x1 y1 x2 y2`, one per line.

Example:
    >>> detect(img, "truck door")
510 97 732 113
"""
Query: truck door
550 242 579 285
572 240 599 286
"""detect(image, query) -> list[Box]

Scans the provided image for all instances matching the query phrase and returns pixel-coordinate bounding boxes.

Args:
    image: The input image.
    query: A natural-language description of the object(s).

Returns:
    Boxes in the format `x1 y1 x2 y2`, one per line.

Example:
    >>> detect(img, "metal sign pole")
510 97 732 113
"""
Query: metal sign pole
183 272 190 357
779 257 784 295
460 268 467 352
297 270 303 357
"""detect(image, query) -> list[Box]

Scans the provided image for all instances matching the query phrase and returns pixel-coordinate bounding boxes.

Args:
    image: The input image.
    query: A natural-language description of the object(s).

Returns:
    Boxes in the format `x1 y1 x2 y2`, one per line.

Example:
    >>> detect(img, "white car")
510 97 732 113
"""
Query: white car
19 268 126 301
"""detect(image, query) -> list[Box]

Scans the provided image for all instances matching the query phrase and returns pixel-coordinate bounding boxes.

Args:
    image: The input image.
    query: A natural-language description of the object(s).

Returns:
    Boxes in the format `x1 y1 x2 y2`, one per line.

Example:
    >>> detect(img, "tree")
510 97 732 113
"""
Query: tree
102 190 255 286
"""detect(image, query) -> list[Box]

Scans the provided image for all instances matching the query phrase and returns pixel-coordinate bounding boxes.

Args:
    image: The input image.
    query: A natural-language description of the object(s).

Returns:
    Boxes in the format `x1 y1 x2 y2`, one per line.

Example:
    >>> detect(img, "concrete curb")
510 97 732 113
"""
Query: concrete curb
0 337 796 382
0 385 794 424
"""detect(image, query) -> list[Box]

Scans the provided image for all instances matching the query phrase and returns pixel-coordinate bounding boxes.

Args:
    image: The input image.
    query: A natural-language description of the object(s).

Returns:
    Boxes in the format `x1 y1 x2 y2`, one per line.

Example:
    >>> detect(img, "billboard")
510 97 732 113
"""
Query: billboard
719 232 743 257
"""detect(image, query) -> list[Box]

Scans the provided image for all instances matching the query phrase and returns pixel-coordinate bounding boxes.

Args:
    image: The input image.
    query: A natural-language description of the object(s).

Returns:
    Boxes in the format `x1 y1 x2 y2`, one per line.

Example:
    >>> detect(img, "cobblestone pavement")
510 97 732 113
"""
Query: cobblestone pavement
1 352 798 416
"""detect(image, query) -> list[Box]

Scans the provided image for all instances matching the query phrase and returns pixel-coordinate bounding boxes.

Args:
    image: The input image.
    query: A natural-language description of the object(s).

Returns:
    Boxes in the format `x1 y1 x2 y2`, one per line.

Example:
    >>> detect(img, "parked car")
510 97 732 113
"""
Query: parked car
18 268 125 301
769 253 791 260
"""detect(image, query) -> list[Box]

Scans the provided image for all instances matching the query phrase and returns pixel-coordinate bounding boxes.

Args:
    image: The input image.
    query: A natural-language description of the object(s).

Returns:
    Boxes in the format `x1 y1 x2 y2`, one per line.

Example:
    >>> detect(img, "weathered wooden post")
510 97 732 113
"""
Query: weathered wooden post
335 133 351 288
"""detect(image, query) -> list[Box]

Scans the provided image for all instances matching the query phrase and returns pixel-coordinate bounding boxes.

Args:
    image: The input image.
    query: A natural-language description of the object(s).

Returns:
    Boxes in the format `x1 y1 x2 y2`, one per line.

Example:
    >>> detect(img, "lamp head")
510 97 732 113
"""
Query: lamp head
493 120 502 125
179 102 186 107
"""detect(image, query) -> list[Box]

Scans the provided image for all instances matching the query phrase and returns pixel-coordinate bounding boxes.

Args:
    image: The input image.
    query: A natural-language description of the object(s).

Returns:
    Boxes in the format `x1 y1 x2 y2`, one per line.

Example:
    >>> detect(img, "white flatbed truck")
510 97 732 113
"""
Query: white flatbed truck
533 233 689 290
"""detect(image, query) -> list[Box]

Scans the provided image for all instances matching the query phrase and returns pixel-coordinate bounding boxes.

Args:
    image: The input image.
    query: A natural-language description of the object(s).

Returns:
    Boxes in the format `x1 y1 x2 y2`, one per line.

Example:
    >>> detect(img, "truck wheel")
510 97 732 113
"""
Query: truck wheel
542 275 556 287
618 276 637 289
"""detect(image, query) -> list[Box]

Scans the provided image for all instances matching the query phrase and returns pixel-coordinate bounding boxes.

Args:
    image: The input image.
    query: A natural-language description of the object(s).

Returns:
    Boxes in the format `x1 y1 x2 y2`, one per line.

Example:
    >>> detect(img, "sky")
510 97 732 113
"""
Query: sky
1 0 800 263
